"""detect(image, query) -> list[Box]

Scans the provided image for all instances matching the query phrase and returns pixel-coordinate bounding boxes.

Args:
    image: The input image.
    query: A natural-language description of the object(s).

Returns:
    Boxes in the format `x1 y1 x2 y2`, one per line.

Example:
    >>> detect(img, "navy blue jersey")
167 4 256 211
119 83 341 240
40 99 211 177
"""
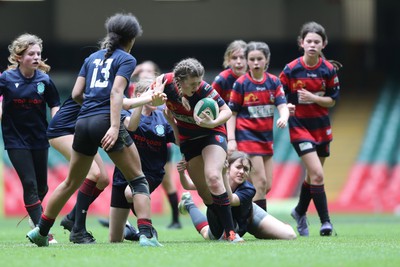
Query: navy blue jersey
47 96 80 139
0 68 60 149
77 48 136 119
231 180 256 236
113 109 175 186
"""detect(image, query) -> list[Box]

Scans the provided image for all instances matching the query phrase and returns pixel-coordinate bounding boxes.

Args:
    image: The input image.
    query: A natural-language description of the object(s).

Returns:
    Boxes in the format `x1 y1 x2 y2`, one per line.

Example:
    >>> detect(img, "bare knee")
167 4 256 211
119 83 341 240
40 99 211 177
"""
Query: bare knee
205 172 223 193
95 174 109 190
87 168 109 189
310 172 324 184
282 225 297 240
258 176 270 194
63 177 83 192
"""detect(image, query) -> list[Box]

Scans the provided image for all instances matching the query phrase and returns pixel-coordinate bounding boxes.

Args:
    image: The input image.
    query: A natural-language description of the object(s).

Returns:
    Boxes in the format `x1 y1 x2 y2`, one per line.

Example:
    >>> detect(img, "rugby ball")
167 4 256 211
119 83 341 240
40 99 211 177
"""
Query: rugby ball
193 97 219 120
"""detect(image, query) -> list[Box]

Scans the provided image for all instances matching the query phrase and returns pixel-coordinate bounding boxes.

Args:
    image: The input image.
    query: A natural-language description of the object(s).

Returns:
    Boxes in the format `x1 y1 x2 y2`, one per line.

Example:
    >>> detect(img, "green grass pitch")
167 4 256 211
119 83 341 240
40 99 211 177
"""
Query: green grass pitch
0 212 399 267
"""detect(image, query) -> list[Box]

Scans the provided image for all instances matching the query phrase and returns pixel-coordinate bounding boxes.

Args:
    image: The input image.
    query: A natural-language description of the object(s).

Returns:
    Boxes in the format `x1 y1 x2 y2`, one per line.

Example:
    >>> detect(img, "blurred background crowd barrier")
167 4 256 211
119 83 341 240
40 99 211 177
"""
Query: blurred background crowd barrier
1 0 399 215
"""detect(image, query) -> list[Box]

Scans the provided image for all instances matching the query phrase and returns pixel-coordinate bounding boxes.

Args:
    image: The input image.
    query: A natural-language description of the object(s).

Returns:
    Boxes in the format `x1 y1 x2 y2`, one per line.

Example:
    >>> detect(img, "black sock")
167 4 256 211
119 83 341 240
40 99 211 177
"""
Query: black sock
67 206 76 221
211 192 235 237
38 214 55 236
206 204 223 238
91 187 104 203
25 200 42 226
138 218 153 238
167 192 179 223
72 179 96 232
310 184 330 223
296 181 312 215
67 187 103 222
72 191 92 232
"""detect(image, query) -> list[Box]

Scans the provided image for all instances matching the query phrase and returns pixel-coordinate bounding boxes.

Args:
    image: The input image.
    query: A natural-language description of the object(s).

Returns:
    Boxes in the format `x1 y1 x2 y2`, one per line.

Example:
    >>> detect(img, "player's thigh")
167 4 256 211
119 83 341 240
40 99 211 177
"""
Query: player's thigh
49 135 74 161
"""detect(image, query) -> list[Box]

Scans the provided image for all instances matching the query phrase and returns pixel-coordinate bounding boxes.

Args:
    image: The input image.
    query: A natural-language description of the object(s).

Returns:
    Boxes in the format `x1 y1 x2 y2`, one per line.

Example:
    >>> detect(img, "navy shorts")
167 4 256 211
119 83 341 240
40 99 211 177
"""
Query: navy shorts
47 127 75 140
73 114 133 156
292 141 330 157
180 134 227 161
110 184 130 209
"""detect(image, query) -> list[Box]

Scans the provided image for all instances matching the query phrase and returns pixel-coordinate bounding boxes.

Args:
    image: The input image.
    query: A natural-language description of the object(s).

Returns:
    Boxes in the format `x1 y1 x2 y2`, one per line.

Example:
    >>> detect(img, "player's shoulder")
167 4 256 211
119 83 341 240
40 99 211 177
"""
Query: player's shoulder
36 69 50 78
219 68 234 78
321 58 336 71
266 72 279 82
0 69 12 80
235 73 248 84
213 69 231 83
286 57 301 69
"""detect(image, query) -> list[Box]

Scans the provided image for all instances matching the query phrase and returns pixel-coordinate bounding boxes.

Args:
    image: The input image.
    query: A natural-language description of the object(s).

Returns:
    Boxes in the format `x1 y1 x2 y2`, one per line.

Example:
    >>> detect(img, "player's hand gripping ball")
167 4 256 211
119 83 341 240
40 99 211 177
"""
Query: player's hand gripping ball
193 98 219 120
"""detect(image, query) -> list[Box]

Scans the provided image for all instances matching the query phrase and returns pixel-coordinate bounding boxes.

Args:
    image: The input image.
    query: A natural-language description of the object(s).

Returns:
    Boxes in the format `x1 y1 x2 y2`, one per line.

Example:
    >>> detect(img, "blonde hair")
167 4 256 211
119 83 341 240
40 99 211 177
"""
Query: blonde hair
223 40 247 69
7 33 50 73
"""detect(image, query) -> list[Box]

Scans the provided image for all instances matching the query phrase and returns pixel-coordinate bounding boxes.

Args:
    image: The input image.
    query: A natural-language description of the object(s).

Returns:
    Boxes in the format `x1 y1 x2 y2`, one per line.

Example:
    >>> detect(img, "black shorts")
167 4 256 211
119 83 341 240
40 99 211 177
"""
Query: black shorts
180 134 227 161
111 185 130 209
47 127 75 140
73 114 133 156
146 173 163 193
292 141 330 157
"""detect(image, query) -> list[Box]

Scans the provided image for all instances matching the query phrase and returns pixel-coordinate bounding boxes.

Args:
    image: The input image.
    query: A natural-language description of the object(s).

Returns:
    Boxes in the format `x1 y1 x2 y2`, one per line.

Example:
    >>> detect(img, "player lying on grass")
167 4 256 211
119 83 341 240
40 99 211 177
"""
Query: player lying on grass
177 150 297 241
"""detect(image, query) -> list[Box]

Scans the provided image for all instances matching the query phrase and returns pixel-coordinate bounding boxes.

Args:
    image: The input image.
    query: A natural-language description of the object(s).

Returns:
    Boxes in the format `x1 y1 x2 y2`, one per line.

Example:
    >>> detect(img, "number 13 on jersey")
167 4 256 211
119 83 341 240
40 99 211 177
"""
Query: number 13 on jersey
90 58 113 88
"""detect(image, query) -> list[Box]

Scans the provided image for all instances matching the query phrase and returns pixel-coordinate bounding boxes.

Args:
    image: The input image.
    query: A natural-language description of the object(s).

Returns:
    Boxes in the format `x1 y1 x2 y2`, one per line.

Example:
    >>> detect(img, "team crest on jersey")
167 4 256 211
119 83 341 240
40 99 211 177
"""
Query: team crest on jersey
215 135 225 143
293 80 305 89
269 93 275 103
155 125 165 136
37 82 45 94
244 93 259 103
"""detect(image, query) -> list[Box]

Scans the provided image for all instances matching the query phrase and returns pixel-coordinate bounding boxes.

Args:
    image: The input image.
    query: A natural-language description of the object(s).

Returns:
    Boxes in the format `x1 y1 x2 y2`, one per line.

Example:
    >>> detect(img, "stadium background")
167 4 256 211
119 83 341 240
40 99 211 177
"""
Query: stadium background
0 0 399 216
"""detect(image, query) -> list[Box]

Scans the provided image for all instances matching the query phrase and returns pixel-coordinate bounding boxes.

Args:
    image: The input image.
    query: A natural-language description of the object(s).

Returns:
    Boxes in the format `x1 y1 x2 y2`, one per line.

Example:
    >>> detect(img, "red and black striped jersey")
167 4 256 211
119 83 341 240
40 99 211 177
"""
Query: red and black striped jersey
163 73 227 143
279 57 340 144
229 72 287 155
212 68 241 103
